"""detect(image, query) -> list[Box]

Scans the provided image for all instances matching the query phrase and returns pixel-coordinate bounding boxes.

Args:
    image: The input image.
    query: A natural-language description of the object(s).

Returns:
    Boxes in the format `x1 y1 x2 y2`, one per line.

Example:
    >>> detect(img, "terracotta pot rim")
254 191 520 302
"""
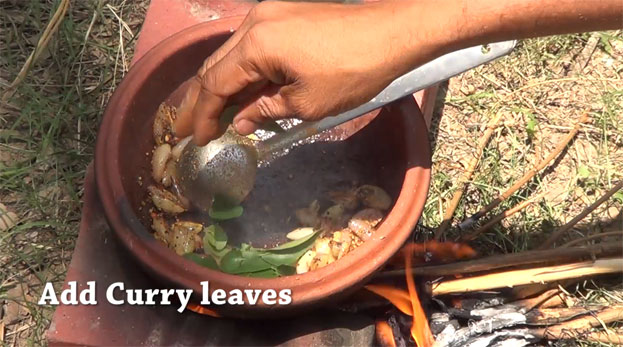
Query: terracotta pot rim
95 17 431 312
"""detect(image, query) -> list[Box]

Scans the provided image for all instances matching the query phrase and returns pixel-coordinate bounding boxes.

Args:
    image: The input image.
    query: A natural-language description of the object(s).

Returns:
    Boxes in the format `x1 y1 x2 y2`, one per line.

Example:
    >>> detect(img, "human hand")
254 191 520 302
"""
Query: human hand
173 1 449 146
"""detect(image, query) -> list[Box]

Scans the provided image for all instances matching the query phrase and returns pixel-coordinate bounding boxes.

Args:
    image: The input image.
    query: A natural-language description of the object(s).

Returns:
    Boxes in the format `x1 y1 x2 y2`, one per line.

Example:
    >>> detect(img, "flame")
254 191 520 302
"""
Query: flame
405 249 434 347
375 320 397 347
186 302 221 317
365 284 413 316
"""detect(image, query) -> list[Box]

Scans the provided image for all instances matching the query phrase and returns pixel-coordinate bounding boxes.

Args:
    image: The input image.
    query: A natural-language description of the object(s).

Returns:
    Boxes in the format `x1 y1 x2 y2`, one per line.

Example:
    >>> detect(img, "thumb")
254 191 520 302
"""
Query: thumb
232 86 292 135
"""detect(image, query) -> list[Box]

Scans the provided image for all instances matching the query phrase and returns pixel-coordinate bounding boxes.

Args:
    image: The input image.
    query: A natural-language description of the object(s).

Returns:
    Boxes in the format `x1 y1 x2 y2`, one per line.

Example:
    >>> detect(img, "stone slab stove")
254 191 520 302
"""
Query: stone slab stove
47 1 439 345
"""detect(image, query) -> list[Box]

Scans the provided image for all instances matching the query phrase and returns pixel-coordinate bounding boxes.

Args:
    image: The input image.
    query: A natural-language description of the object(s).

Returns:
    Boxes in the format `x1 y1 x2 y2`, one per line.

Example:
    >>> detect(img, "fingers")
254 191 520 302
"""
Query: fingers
233 85 291 135
173 16 256 140
189 43 264 145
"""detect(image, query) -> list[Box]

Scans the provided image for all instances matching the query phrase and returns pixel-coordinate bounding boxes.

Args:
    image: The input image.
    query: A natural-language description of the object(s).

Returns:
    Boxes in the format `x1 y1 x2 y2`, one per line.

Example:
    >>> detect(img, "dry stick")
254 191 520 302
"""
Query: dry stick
1 0 70 102
560 230 623 248
429 258 623 296
540 180 623 249
376 243 621 278
461 193 543 241
531 305 623 341
435 112 504 239
511 288 561 311
458 113 590 231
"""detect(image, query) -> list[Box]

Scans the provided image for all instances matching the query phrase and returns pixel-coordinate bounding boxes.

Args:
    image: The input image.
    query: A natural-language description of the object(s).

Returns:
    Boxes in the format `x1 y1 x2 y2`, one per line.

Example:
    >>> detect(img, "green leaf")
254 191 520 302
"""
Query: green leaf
209 206 243 220
220 249 273 274
183 253 219 270
244 268 280 278
577 165 591 179
276 265 296 276
266 230 320 251
613 191 623 204
525 112 537 137
258 231 320 267
205 224 228 251
203 232 230 262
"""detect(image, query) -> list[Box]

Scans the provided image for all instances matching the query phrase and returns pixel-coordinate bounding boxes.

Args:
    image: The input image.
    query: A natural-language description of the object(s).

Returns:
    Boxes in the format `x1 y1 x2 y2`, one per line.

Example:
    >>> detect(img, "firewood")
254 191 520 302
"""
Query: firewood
429 258 623 296
530 305 623 341
376 243 621 278
435 112 503 239
458 112 590 230
540 180 623 248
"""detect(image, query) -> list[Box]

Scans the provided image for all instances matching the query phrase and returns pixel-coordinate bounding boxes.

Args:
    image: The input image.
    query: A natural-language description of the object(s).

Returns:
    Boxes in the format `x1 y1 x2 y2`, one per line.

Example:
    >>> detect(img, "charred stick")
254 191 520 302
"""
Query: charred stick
375 243 621 278
458 112 590 230
435 112 503 239
540 180 623 249
429 258 623 296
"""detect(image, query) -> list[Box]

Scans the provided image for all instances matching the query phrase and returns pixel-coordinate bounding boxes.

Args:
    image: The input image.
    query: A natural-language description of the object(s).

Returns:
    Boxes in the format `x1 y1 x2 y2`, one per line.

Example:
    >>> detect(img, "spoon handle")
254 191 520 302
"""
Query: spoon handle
257 40 516 157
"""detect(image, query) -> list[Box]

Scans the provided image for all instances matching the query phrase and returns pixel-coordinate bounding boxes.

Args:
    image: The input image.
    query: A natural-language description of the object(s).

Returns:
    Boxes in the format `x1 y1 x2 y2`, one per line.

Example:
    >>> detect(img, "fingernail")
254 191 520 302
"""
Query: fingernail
233 118 256 135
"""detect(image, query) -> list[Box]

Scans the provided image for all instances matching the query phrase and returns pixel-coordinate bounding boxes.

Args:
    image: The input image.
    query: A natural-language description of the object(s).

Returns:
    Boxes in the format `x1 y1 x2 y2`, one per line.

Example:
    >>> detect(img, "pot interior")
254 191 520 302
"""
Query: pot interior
115 32 409 252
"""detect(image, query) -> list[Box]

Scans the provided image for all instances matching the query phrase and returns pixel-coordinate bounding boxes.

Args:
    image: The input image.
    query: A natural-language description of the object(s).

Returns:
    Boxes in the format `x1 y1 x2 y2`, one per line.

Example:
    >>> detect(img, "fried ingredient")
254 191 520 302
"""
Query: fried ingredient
309 237 337 271
327 189 359 210
330 229 353 260
320 204 349 231
349 208 383 241
152 143 171 183
296 249 316 274
161 159 176 187
170 221 203 255
153 103 176 145
151 213 170 245
357 185 392 210
148 185 186 214
295 200 320 227
171 136 192 160
286 227 315 241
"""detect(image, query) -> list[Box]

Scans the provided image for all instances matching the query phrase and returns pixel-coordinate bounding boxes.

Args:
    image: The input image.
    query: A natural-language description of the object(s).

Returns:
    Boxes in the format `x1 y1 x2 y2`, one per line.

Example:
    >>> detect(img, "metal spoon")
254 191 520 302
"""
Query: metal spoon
177 41 517 210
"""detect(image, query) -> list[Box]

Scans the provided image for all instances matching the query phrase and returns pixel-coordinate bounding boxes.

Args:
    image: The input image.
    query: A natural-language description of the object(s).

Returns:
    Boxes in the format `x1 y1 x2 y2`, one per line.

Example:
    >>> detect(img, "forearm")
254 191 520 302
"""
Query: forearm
391 0 622 66
449 0 622 47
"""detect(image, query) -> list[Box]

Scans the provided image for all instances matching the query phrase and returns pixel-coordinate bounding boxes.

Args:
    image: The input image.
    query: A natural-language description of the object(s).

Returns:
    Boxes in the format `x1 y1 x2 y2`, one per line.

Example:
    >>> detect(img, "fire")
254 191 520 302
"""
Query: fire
375 320 398 347
404 246 434 347
186 302 221 317
365 284 413 316
368 242 475 346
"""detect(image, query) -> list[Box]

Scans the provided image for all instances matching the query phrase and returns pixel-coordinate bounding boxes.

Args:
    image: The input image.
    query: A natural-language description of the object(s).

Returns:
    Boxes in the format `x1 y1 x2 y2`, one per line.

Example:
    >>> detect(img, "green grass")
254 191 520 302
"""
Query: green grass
1 0 146 344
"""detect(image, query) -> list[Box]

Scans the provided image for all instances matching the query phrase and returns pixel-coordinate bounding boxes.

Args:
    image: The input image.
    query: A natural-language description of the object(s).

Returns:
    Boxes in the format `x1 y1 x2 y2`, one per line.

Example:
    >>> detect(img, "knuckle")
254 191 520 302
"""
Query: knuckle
249 1 277 20
256 96 283 120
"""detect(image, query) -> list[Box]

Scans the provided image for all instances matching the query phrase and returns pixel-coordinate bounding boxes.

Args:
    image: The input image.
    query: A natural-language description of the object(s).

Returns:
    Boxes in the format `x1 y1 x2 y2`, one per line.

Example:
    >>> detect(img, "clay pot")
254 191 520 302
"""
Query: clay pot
95 16 430 317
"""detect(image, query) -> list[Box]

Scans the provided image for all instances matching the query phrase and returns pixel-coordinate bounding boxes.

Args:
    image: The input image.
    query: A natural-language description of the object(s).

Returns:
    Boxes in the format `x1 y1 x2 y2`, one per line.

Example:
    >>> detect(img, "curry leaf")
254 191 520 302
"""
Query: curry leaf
266 230 320 251
205 224 228 251
244 268 280 278
220 249 274 274
183 253 219 270
209 205 243 220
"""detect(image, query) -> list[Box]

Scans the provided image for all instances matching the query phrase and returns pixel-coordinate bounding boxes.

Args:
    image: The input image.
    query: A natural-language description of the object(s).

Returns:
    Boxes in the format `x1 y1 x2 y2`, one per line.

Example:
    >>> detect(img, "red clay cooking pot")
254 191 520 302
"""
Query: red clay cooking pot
95 16 431 317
